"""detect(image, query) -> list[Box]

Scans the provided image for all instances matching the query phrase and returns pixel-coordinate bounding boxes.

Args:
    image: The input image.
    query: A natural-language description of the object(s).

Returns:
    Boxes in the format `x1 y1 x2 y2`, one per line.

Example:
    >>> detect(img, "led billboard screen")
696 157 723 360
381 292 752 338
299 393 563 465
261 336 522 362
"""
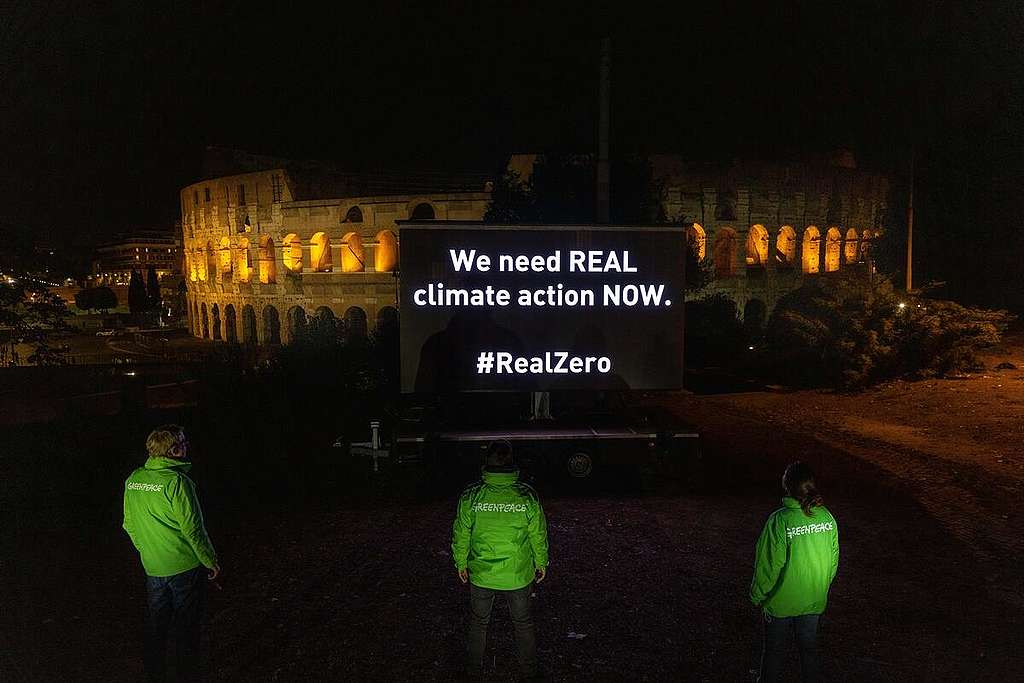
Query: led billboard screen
400 224 684 392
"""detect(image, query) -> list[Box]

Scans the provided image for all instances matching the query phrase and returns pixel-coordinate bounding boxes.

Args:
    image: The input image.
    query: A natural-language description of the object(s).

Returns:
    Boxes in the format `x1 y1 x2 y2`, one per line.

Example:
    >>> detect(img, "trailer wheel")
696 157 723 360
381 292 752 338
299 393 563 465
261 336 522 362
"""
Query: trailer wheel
565 451 594 479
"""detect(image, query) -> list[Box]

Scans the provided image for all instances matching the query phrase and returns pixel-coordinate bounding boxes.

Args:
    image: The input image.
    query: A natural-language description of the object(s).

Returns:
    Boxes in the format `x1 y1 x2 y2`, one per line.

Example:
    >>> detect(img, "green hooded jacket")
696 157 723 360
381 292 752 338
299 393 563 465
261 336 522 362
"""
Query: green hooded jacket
750 497 839 617
451 469 549 591
123 456 217 577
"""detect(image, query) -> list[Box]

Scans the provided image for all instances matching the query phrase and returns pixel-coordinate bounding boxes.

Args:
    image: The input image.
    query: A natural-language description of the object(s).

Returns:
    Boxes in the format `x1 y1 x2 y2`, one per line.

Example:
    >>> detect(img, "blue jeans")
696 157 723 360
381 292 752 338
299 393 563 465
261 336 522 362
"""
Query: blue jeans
758 612 820 683
467 582 537 677
144 565 208 683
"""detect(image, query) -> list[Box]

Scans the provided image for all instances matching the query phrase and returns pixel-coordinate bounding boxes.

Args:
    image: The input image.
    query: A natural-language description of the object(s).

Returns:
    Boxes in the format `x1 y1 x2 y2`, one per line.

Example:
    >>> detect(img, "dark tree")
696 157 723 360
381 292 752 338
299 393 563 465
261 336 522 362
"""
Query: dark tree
146 267 161 311
74 287 117 312
127 269 148 313
0 281 70 366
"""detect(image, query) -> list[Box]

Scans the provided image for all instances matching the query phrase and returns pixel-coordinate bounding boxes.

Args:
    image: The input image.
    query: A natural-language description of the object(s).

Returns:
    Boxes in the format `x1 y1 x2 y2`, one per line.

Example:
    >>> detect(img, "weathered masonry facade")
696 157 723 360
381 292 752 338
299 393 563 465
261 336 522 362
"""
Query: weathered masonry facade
181 166 490 344
654 155 889 325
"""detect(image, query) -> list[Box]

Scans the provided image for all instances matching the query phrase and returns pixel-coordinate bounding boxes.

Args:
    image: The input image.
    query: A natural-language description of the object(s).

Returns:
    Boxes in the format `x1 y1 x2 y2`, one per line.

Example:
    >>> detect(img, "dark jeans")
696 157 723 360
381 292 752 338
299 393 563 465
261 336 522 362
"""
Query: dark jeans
758 612 820 683
144 565 208 683
467 582 537 677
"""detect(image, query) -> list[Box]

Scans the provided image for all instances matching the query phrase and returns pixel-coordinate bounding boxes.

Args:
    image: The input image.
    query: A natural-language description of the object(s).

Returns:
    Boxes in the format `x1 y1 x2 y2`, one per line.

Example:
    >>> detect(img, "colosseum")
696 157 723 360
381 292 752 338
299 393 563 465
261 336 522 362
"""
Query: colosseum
182 151 888 343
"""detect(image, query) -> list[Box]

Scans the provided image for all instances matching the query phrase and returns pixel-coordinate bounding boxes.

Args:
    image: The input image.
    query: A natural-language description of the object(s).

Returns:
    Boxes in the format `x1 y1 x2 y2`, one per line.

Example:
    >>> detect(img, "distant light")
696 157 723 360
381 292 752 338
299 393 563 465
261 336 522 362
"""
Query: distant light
124 371 136 377
898 302 907 309
748 345 755 351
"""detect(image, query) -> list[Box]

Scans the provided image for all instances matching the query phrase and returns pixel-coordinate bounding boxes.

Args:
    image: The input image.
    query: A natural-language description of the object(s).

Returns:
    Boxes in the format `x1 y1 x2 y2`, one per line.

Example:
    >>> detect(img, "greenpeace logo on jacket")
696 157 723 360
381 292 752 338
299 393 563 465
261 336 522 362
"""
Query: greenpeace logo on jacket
123 456 217 578
750 497 839 618
452 468 549 591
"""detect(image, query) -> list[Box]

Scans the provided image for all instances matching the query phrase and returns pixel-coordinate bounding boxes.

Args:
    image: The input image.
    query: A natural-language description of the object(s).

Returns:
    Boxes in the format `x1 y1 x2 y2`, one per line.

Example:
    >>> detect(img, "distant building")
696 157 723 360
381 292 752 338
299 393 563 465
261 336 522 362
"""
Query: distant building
182 149 491 344
91 227 183 287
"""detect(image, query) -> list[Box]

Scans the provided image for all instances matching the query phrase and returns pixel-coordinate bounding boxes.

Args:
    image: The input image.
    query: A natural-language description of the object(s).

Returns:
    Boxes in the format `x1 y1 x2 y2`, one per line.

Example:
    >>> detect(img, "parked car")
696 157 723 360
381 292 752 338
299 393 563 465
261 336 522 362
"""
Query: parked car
95 329 117 337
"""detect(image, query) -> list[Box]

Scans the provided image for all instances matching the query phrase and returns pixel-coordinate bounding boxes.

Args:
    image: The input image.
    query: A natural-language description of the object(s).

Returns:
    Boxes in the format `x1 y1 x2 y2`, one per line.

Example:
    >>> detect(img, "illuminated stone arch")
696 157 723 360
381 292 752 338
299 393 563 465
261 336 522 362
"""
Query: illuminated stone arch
844 229 859 264
375 230 398 272
224 304 238 343
219 237 233 275
776 226 797 267
825 227 842 272
310 232 332 272
802 226 821 274
188 251 197 281
262 305 281 344
195 249 207 281
344 306 368 342
237 238 252 281
283 233 303 272
860 230 873 261
713 227 739 277
241 304 257 344
211 303 222 340
286 305 308 343
258 236 277 284
205 242 217 281
746 224 769 267
200 302 209 339
686 223 706 261
410 202 436 220
192 300 200 336
341 232 365 272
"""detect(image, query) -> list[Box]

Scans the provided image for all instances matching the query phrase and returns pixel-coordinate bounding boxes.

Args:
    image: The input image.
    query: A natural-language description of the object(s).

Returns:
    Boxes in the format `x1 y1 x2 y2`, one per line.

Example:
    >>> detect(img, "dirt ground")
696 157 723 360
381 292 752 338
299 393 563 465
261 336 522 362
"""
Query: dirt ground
5 335 1024 681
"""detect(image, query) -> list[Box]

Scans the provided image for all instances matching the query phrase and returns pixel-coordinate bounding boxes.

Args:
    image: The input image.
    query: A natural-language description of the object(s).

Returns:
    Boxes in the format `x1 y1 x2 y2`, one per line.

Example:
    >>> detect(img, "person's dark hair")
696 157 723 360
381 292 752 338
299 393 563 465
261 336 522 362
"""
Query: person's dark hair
783 461 823 517
485 439 514 470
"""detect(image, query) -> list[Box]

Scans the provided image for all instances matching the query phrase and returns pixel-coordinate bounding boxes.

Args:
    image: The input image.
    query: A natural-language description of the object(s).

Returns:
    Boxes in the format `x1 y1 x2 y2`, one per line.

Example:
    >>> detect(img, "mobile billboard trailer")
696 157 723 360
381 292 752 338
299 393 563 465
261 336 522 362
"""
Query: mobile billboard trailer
352 223 699 480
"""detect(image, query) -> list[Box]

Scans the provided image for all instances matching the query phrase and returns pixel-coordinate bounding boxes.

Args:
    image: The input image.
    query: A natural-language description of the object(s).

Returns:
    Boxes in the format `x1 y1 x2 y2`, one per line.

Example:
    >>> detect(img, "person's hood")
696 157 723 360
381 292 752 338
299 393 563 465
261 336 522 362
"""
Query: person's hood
144 456 192 473
782 496 801 508
481 468 519 486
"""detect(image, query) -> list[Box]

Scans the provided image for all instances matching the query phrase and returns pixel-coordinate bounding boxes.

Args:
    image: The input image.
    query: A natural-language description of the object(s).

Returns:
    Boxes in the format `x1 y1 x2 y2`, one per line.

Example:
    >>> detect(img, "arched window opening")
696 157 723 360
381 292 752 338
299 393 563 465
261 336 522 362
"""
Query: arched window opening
411 203 435 220
844 229 859 264
311 307 338 339
219 237 233 275
287 306 308 344
802 226 821 274
224 304 238 343
200 303 209 339
860 230 873 261
713 227 739 277
375 230 399 272
341 232 365 272
825 227 842 272
188 252 197 281
715 188 737 220
776 226 797 267
746 224 769 267
344 306 368 342
242 305 257 344
262 305 281 344
192 301 200 336
211 304 222 341
310 232 332 272
686 223 706 261
376 306 399 335
237 238 252 281
344 205 363 223
196 250 207 281
283 233 303 272
205 242 217 281
258 236 277 283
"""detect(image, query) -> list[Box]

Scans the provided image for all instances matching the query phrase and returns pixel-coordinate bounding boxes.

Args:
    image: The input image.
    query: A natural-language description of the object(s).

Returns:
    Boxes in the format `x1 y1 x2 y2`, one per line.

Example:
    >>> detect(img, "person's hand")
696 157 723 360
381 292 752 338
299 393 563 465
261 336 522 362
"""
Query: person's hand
458 568 468 584
208 563 221 581
535 566 546 584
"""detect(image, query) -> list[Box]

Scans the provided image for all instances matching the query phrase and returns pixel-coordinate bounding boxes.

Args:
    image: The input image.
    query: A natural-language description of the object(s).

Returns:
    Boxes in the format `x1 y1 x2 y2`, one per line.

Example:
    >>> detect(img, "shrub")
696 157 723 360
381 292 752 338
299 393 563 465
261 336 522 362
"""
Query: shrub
761 274 1013 389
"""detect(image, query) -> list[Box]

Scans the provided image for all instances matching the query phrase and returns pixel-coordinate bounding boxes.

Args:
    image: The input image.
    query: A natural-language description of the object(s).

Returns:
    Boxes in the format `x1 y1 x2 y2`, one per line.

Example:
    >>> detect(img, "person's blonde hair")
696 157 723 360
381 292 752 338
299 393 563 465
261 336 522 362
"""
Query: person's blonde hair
146 425 186 458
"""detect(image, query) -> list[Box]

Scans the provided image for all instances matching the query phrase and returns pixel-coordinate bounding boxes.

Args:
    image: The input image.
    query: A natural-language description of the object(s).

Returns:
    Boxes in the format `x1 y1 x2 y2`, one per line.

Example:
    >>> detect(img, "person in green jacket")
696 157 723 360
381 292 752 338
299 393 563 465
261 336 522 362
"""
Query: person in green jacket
452 440 549 679
750 462 839 683
123 425 220 683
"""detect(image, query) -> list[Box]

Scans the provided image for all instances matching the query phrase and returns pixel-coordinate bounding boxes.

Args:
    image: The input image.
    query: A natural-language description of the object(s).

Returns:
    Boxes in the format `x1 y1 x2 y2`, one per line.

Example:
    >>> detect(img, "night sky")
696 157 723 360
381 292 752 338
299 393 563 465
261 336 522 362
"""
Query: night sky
2 2 1022 307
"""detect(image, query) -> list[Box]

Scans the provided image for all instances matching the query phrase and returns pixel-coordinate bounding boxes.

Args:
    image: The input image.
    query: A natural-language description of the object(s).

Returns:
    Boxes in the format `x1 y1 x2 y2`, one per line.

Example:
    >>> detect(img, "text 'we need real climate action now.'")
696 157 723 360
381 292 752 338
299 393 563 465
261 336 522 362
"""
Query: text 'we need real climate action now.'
412 249 673 309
